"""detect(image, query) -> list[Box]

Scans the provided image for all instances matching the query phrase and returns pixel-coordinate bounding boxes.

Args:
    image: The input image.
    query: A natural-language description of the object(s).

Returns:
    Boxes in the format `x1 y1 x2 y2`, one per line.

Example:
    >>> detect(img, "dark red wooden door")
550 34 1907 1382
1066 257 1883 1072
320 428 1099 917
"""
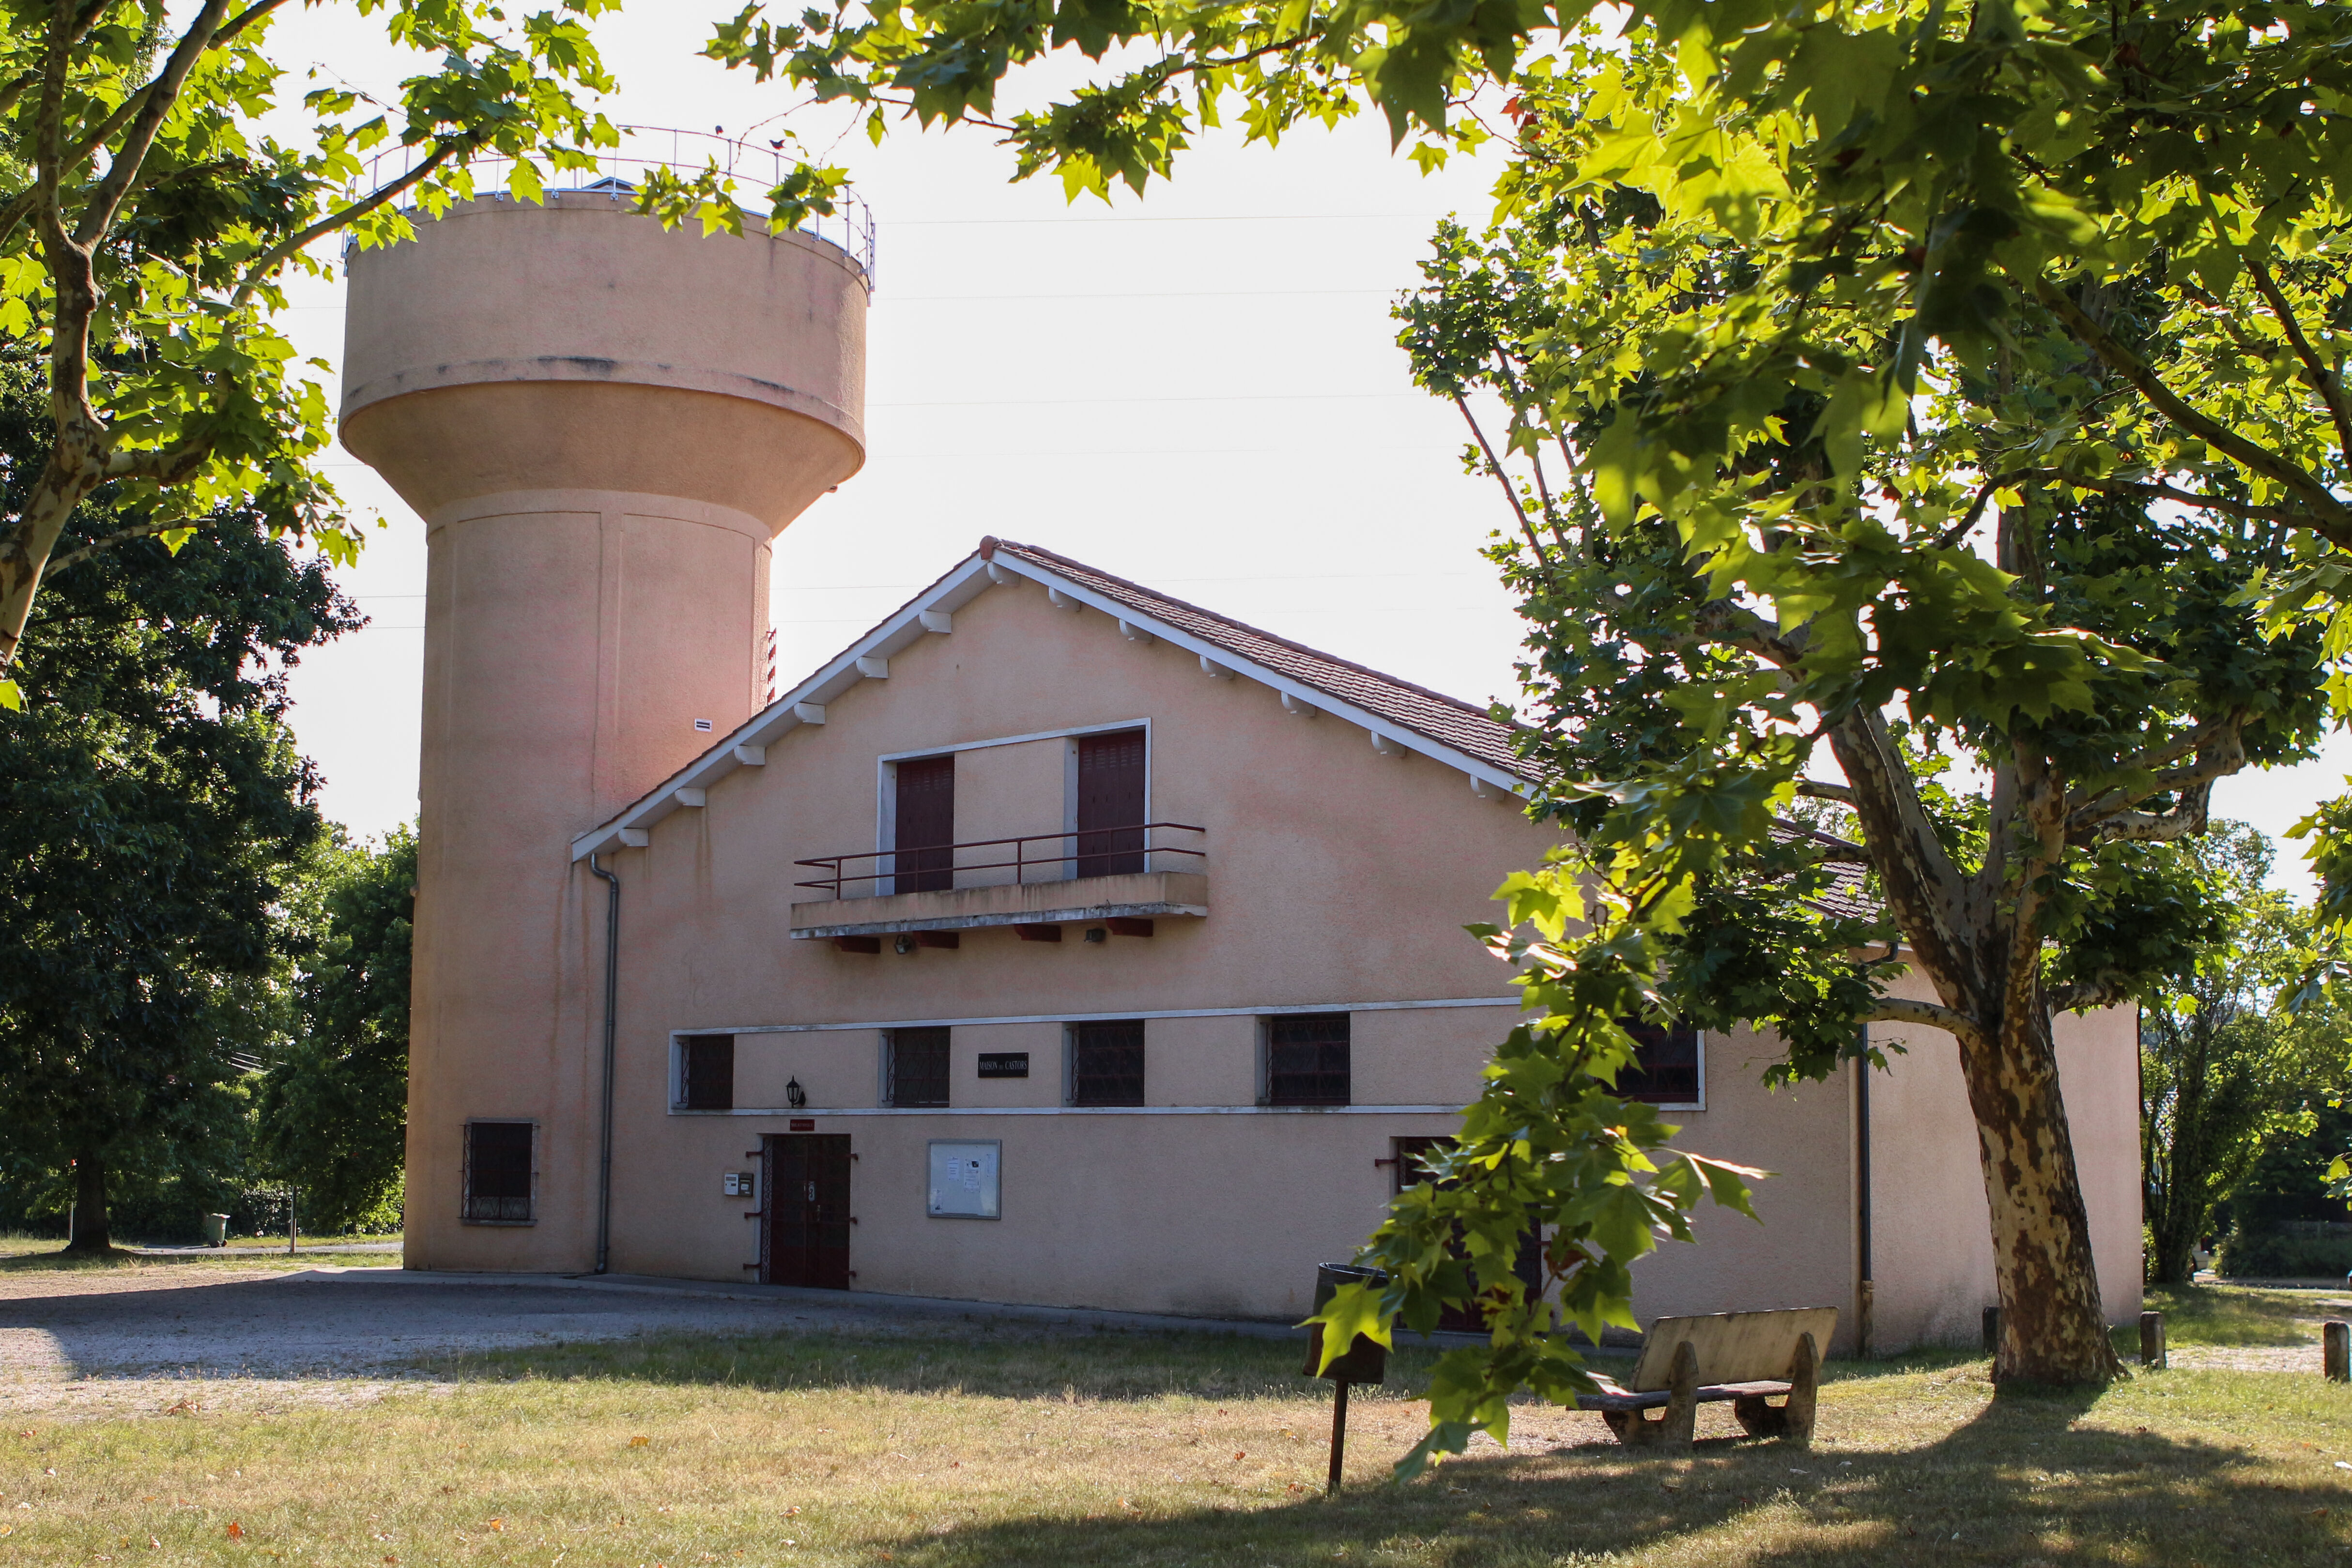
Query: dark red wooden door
764 1134 852 1289
1075 730 1146 877
892 755 955 893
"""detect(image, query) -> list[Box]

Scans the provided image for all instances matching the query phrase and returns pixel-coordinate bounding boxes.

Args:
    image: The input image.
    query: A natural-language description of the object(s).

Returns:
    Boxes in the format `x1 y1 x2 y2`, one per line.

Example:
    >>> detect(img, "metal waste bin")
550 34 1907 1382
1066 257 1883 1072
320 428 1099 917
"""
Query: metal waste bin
203 1214 230 1248
1302 1262 1389 1384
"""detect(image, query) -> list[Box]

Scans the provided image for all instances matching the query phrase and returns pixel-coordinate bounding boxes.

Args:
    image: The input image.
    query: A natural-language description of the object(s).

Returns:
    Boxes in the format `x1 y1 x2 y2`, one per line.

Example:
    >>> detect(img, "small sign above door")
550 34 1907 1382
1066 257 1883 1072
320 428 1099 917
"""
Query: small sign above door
977 1053 1029 1078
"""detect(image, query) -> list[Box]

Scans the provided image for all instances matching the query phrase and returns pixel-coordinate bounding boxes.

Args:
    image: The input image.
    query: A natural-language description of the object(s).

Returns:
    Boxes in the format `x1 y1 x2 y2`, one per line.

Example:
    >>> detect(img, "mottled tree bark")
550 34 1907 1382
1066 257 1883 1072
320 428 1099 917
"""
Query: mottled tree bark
1962 1003 2125 1383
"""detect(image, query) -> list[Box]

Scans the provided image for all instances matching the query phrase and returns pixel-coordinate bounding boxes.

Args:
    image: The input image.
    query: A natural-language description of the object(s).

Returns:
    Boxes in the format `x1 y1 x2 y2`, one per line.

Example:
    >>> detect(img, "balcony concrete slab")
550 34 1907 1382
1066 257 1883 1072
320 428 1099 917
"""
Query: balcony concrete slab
789 870 1207 938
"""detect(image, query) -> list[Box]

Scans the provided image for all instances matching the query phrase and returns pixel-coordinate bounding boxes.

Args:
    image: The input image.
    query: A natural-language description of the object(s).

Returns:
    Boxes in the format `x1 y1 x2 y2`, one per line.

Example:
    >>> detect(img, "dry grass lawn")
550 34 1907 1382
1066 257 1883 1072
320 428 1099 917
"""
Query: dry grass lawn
2 1280 2349 1567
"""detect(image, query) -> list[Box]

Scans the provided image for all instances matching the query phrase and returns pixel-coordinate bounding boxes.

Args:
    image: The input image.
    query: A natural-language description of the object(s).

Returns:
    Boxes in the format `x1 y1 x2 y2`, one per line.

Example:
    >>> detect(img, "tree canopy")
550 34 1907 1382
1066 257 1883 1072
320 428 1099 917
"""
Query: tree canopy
0 362 360 1251
254 822 415 1235
702 0 2352 1414
2139 824 2343 1286
0 0 625 707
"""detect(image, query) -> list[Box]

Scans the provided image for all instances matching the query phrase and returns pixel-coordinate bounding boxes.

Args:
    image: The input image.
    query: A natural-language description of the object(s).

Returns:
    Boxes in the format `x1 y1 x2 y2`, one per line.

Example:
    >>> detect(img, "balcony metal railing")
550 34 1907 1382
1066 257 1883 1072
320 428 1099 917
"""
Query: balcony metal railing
344 124 876 279
795 823 1206 899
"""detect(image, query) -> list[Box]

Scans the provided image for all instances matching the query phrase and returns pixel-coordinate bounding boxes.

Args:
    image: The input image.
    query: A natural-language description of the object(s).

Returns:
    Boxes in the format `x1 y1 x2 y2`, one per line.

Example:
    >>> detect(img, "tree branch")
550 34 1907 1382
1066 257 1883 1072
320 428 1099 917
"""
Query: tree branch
2055 472 2318 527
2248 255 2352 468
1453 394 1553 589
0 0 109 121
1868 996 1987 1048
229 137 470 310
1797 779 1856 804
1932 472 2001 549
71 0 236 248
2067 715 2246 842
2032 274 2352 541
42 515 208 574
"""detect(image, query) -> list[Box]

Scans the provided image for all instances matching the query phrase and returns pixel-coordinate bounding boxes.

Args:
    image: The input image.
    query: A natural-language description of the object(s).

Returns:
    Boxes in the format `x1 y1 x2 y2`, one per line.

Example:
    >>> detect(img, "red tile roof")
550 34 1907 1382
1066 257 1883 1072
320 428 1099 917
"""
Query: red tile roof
983 538 1531 779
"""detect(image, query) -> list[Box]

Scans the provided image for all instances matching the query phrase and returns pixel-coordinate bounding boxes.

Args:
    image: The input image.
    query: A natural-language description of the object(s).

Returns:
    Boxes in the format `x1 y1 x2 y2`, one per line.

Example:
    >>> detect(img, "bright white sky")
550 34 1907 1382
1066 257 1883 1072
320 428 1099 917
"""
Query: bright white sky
256 3 2352 893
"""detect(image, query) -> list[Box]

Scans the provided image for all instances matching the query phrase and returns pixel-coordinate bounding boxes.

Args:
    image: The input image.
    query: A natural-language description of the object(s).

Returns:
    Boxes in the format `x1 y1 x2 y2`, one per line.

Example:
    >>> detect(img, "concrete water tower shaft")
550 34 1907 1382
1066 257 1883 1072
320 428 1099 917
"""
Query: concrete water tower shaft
339 180 869 1270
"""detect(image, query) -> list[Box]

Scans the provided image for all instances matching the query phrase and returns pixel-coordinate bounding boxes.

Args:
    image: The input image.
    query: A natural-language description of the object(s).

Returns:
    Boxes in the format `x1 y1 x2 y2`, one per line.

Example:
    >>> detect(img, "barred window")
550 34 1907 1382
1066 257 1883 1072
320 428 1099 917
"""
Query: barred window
1266 1013 1350 1106
888 1027 952 1108
1069 1020 1145 1107
463 1120 535 1223
1616 1021 1702 1104
677 1034 735 1110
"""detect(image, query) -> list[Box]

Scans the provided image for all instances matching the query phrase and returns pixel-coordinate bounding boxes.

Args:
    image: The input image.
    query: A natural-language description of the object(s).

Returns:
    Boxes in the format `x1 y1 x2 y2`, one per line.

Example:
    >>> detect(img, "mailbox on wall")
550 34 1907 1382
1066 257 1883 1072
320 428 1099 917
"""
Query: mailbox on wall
927 1140 1000 1219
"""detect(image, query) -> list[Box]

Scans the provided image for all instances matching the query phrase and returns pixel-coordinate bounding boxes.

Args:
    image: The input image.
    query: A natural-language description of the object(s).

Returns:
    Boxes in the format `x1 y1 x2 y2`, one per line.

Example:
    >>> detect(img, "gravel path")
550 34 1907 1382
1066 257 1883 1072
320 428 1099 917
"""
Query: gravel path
0 1266 938 1418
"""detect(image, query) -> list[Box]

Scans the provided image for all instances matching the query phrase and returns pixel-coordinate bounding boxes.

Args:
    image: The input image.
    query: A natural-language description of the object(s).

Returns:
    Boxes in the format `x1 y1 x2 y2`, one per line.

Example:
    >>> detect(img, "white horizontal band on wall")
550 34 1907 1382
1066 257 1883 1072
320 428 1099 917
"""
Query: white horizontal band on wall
672 1104 1476 1117
679 994 1521 1037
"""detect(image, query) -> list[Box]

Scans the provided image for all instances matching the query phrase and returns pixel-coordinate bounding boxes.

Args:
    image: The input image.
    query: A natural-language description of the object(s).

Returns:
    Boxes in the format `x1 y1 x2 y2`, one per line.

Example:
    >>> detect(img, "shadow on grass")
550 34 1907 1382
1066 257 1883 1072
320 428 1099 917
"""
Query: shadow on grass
854 1381 2348 1568
2133 1282 2351 1350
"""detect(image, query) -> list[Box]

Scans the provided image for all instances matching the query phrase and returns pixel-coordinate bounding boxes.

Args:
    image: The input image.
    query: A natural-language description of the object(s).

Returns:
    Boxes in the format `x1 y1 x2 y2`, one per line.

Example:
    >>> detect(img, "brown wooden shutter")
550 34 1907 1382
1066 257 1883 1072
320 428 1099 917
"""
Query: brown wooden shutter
1075 730 1146 877
893 754 955 893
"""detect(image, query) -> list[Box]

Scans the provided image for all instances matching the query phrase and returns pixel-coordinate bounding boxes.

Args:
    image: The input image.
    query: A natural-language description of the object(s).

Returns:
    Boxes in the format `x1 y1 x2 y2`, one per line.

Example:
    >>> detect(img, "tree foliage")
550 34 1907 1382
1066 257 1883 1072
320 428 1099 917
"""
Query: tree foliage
710 0 2352 1412
0 0 625 704
254 822 415 1234
0 362 359 1251
2139 824 2343 1286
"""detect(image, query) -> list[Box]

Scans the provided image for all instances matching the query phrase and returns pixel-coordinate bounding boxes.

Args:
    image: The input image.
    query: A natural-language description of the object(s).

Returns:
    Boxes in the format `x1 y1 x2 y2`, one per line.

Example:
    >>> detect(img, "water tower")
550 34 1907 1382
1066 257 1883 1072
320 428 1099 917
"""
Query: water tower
340 170 869 1270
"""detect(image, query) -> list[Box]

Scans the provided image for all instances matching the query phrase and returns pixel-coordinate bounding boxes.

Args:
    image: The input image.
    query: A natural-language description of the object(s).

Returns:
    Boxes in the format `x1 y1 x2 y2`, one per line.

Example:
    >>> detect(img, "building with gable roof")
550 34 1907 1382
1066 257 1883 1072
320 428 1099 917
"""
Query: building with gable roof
507 537 2141 1347
343 188 2138 1353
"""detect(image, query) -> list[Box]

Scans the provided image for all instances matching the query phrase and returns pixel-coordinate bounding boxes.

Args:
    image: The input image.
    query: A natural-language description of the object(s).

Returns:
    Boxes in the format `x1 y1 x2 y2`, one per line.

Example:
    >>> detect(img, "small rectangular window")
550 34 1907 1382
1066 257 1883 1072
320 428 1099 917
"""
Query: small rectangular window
1266 1013 1351 1106
888 1027 951 1108
1069 1020 1145 1107
677 1034 735 1110
462 1120 535 1224
1616 1021 1702 1104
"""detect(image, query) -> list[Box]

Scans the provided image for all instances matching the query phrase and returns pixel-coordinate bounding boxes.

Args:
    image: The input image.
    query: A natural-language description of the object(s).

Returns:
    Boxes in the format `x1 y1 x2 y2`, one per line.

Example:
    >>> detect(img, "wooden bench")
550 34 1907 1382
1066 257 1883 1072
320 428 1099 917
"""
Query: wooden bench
1575 1307 1837 1449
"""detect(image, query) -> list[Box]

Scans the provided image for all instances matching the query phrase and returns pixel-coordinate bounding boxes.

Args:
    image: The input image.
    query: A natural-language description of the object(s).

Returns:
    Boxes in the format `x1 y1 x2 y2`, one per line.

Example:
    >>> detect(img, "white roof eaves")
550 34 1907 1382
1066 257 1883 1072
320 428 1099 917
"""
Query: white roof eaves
569 555 996 861
571 547 1529 863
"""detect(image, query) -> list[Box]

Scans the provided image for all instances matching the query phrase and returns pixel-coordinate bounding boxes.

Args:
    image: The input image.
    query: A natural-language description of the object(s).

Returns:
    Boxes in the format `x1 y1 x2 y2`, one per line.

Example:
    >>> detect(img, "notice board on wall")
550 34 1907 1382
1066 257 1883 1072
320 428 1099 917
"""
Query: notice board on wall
927 1140 1001 1219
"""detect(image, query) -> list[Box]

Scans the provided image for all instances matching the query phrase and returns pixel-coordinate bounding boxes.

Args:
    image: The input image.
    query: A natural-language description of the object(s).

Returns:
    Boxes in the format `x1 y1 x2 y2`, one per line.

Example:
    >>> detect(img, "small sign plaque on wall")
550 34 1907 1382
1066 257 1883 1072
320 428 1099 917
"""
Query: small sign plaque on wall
977 1053 1029 1078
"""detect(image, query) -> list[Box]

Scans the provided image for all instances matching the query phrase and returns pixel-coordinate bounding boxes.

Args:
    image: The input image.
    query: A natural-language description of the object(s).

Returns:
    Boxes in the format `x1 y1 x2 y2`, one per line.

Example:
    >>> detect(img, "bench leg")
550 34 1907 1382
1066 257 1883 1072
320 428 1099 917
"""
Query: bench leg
1730 1332 1820 1446
1600 1341 1698 1450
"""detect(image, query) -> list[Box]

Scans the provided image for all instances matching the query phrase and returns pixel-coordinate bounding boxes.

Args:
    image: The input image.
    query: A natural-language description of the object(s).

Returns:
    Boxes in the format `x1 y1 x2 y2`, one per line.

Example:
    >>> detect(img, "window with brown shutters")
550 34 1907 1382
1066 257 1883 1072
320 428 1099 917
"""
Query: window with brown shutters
1074 729 1146 877
1266 1013 1351 1106
892 754 955 893
677 1034 735 1110
462 1120 535 1223
1068 1019 1145 1106
1616 1020 1702 1103
887 1027 951 1108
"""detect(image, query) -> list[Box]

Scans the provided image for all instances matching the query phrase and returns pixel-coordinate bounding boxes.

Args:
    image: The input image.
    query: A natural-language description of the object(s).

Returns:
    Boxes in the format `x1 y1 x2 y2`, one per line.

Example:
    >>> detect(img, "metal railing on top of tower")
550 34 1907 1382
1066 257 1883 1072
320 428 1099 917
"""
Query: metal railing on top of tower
341 125 876 282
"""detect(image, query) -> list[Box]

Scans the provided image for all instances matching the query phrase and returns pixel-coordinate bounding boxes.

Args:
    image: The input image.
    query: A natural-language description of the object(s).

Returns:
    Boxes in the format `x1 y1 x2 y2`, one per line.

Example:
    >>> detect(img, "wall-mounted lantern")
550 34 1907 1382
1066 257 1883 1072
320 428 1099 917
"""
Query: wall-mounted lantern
786 1077 807 1109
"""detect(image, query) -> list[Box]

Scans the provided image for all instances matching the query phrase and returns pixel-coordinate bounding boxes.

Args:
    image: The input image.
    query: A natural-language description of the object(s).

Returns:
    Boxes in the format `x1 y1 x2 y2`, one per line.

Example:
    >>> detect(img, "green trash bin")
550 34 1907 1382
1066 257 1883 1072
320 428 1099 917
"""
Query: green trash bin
203 1214 229 1248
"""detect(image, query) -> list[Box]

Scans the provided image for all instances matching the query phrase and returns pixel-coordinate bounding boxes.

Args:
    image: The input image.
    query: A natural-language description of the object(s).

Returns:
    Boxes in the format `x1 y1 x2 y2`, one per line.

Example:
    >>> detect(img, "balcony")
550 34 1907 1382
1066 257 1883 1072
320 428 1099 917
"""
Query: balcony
788 824 1207 944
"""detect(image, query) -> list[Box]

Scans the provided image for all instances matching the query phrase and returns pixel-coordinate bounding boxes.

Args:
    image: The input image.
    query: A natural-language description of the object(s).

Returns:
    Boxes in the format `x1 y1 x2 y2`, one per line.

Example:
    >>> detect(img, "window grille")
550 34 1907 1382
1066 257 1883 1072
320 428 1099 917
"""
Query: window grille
677 1034 735 1110
463 1121 535 1223
888 1027 952 1108
1266 1013 1351 1106
1069 1020 1145 1107
1616 1021 1702 1103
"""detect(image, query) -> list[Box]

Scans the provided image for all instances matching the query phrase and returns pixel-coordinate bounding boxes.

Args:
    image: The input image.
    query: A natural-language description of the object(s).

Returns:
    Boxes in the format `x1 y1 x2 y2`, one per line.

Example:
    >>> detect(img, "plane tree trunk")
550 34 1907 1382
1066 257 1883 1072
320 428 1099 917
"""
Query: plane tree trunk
1961 1000 2124 1383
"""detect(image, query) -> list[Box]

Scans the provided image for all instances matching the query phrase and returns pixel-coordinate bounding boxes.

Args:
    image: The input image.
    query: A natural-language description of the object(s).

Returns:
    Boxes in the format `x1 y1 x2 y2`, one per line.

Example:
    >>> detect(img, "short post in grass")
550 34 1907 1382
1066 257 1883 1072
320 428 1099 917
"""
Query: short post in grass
2139 1311 2165 1370
2325 1321 2349 1383
1303 1263 1388 1496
